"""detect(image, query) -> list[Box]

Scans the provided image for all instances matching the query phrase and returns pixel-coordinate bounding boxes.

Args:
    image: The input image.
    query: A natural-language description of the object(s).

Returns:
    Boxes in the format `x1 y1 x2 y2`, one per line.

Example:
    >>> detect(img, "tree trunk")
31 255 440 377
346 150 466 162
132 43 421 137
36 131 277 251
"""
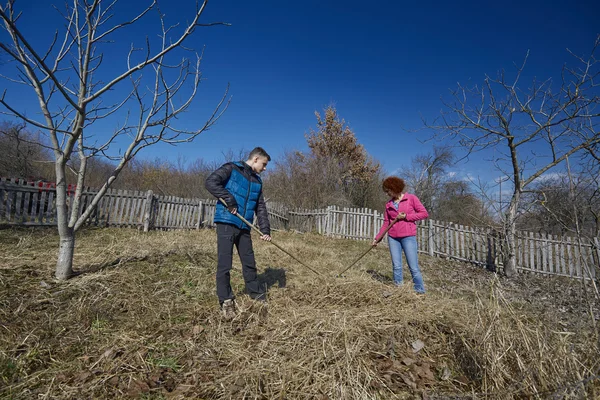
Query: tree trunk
503 193 520 277
55 229 75 280
54 160 74 280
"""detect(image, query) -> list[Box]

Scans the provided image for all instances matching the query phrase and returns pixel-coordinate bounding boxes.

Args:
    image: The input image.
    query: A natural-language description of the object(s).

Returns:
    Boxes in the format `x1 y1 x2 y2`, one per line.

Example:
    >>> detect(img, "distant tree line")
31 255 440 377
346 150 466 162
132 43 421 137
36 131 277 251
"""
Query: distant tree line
4 105 597 240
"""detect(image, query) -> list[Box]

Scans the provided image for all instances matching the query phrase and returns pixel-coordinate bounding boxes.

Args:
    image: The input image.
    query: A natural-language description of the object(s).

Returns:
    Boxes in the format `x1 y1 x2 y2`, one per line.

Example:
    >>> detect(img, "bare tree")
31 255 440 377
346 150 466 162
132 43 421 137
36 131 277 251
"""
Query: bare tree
399 146 493 225
582 137 600 240
0 0 229 279
429 37 600 277
111 156 216 199
521 172 600 237
436 180 494 226
400 146 454 213
0 121 53 179
266 150 353 209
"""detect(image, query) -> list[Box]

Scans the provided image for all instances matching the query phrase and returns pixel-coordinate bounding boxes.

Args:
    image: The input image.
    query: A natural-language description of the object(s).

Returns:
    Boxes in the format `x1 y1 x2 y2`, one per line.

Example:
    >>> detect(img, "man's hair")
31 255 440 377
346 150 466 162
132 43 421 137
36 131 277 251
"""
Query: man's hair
248 147 271 161
382 176 405 196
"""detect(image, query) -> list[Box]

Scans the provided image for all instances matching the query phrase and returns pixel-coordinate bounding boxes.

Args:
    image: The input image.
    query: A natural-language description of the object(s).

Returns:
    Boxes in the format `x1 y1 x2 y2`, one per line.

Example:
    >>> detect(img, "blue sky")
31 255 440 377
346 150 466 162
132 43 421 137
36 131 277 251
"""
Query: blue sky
1 0 599 186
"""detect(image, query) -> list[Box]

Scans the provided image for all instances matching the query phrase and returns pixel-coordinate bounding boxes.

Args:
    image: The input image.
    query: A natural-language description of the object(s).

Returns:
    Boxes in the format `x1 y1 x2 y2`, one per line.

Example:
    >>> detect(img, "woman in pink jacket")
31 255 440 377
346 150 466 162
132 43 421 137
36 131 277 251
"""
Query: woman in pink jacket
372 176 429 293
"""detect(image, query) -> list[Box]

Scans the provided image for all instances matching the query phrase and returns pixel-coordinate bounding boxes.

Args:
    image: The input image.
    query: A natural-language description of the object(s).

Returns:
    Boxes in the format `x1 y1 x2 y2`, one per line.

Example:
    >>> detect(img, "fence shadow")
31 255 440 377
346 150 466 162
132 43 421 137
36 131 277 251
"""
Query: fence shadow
366 269 393 284
258 267 287 289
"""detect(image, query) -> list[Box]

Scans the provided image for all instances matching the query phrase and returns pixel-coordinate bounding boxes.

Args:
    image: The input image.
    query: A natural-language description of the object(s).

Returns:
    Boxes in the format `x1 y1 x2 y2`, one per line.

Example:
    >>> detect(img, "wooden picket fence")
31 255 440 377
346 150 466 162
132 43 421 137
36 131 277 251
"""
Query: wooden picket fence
289 205 598 280
1 179 598 280
0 178 283 231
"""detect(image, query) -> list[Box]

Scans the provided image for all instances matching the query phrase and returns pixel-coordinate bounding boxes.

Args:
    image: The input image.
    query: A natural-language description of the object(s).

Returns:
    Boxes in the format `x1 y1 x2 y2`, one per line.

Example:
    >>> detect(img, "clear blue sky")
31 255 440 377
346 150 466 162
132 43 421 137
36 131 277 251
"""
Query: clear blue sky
1 0 599 184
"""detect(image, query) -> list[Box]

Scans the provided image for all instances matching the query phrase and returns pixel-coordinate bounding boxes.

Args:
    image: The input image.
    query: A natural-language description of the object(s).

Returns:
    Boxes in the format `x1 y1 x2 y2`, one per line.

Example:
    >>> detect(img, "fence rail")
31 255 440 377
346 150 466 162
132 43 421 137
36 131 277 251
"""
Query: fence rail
1 178 598 280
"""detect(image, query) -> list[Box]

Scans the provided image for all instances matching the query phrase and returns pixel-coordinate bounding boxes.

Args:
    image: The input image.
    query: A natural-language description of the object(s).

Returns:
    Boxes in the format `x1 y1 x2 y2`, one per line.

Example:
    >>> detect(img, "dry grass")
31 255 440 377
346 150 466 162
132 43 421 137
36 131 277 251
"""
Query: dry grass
0 227 598 399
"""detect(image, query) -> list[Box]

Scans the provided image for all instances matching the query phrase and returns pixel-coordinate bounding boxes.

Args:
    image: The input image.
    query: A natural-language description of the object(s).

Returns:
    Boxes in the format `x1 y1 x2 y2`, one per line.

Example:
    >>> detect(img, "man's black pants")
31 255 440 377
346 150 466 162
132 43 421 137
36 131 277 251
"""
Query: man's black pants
216 223 263 303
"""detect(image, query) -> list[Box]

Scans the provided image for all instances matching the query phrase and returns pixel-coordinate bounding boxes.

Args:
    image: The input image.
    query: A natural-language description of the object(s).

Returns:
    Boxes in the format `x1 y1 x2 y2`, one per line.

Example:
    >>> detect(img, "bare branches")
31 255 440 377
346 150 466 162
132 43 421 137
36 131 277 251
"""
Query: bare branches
427 36 600 277
93 0 156 42
0 96 71 137
431 41 600 184
86 0 229 104
0 2 81 111
1 0 230 159
0 0 230 278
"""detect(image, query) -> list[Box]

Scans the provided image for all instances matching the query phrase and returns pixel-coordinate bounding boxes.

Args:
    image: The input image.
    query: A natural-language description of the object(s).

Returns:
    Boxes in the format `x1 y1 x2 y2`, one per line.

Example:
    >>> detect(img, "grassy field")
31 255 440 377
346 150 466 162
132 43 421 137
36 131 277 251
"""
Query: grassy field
0 227 598 399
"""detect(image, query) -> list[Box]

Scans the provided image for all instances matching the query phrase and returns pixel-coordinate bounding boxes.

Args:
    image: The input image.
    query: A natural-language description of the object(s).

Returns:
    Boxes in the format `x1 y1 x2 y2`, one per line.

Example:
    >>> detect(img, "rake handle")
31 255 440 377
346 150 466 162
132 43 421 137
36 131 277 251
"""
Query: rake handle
337 245 375 277
337 216 402 277
218 198 321 276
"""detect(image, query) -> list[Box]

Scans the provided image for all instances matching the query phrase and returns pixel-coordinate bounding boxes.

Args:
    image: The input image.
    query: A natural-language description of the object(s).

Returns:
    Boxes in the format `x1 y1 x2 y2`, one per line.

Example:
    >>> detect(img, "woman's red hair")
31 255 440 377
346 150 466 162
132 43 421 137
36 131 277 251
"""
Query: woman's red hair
382 176 405 196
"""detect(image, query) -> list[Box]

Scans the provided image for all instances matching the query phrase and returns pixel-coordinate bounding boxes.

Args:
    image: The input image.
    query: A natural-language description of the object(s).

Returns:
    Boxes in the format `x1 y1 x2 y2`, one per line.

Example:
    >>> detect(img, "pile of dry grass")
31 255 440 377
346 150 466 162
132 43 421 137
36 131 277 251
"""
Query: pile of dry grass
0 227 598 399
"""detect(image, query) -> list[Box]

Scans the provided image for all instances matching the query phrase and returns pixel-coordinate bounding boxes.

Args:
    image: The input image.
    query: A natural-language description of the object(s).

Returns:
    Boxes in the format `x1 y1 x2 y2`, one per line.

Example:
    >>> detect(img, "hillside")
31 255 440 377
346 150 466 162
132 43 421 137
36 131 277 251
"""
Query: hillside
1 227 598 399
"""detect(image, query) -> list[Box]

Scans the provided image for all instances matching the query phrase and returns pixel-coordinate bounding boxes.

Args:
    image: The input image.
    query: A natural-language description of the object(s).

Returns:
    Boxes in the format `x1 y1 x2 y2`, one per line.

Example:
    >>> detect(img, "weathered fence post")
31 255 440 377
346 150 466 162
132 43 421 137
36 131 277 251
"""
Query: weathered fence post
325 206 331 237
486 229 497 273
593 237 600 281
196 200 203 230
428 219 435 257
143 190 154 232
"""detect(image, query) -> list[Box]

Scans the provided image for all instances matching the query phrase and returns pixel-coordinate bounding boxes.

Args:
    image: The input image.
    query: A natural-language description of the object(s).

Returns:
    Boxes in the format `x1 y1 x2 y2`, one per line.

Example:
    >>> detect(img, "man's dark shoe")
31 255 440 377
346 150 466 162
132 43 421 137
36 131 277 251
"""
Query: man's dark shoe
249 292 267 302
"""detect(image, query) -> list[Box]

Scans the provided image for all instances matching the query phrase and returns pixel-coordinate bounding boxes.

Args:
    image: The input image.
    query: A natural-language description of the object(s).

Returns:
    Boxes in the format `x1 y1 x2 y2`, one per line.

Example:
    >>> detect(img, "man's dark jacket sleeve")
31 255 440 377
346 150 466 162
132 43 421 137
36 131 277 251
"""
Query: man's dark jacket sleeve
204 163 237 208
255 192 270 235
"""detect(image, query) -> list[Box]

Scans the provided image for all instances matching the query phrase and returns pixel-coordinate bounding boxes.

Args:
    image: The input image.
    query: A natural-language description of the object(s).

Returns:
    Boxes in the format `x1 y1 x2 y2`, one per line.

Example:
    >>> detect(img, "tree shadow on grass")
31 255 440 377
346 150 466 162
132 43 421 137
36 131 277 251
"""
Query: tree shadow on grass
366 269 393 284
75 250 219 277
73 255 145 277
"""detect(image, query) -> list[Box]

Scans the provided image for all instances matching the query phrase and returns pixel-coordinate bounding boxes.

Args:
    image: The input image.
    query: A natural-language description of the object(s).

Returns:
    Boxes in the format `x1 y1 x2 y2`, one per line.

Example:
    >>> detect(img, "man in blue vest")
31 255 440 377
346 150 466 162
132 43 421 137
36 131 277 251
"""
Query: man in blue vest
205 147 272 319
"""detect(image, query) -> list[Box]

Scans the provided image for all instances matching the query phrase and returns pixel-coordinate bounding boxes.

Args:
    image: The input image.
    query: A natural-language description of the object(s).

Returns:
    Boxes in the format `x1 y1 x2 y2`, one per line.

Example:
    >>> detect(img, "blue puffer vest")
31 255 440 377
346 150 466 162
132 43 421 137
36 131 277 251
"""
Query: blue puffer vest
214 162 262 230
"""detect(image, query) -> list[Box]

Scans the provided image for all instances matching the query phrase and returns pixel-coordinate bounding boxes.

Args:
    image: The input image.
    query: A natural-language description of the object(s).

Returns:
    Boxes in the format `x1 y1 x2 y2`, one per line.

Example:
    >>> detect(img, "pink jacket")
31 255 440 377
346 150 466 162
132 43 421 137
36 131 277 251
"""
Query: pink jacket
375 193 428 240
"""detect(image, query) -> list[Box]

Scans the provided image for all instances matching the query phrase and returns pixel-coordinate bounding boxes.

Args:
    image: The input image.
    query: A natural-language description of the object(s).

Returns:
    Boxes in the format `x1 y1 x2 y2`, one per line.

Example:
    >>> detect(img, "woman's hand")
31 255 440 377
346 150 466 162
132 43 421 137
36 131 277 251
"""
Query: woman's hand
371 239 379 247
395 212 406 221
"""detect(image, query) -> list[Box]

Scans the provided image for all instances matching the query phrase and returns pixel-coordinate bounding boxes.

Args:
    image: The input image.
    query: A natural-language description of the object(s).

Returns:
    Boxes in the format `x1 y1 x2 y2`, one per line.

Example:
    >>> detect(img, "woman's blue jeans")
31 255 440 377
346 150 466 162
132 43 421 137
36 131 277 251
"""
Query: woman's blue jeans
388 235 425 293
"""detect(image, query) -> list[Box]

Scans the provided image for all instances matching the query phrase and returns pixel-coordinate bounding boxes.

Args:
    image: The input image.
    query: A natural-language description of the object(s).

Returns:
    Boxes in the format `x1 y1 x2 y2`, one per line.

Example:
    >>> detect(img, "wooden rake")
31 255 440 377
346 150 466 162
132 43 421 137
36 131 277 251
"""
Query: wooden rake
337 216 401 277
218 198 321 276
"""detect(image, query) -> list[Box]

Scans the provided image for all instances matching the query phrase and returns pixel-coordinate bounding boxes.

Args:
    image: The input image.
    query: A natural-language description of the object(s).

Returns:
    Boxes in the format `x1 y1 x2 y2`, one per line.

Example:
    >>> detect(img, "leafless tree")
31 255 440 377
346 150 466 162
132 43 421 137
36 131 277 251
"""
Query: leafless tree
436 180 494 226
0 121 53 179
111 156 216 199
399 146 455 213
399 146 493 225
0 0 229 279
521 172 599 238
428 37 600 277
266 150 350 209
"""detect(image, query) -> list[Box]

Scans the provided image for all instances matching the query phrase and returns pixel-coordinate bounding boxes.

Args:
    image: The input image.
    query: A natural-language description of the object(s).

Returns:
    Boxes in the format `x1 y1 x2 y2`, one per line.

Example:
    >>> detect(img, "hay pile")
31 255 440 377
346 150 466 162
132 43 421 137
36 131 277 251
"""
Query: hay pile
0 227 598 399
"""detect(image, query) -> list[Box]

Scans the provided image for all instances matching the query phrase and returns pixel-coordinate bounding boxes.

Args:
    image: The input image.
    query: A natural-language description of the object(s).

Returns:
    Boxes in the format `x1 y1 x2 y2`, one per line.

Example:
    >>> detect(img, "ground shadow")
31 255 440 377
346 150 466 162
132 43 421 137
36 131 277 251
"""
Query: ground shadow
258 267 287 289
74 255 145 277
366 269 393 284
75 250 186 277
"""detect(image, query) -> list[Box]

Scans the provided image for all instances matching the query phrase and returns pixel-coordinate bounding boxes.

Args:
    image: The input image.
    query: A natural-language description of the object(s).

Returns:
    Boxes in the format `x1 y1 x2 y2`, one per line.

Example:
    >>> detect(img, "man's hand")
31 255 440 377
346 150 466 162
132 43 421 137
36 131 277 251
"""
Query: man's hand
260 234 272 242
227 206 238 215
395 212 406 221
